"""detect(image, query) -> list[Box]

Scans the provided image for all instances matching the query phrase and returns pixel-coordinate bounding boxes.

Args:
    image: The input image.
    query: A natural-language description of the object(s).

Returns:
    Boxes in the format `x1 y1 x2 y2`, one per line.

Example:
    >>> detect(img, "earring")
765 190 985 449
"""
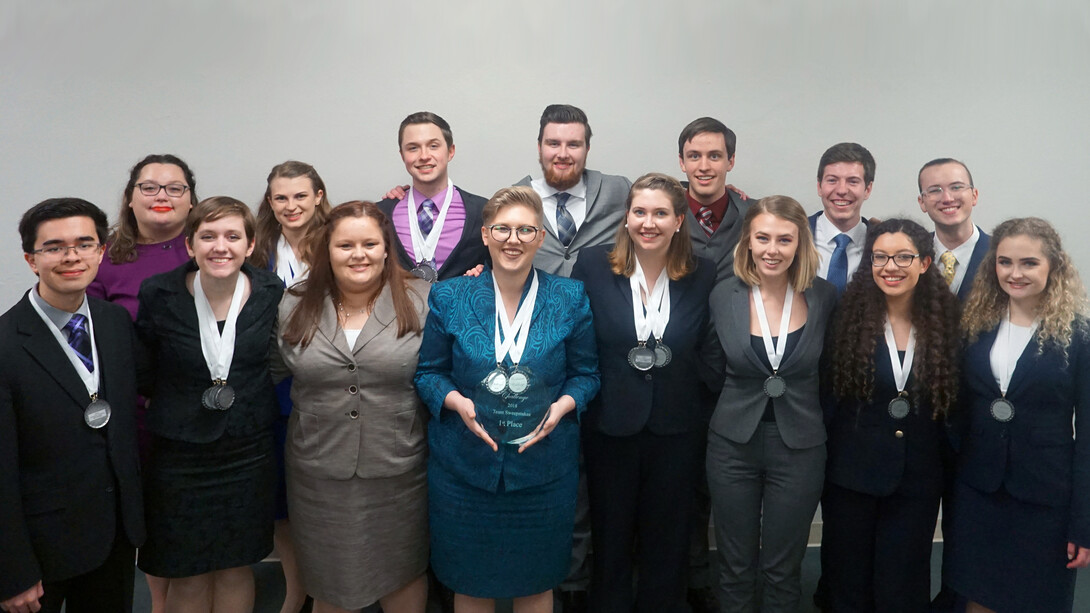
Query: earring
624 223 628 228
675 228 680 233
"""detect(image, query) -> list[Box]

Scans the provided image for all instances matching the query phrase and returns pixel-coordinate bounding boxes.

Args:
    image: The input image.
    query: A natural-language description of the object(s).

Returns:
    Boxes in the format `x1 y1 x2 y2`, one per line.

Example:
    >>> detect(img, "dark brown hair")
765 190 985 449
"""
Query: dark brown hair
108 154 198 264
250 160 332 270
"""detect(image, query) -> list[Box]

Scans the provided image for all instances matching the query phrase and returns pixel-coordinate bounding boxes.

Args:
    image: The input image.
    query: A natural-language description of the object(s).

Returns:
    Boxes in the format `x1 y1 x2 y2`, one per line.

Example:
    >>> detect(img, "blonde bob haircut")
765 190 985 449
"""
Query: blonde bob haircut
482 185 545 227
733 195 819 291
608 172 694 280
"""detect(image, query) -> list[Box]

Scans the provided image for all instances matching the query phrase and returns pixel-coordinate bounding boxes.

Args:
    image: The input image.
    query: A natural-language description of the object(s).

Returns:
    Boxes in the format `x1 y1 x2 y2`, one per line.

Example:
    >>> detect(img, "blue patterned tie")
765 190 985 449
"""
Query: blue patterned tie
64 313 94 373
418 198 438 236
828 233 851 295
555 192 577 247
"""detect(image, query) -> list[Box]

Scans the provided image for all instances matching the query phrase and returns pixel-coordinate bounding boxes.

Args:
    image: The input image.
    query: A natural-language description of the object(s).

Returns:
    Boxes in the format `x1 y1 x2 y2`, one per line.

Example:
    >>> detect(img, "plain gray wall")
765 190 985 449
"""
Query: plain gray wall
2 0 1088 309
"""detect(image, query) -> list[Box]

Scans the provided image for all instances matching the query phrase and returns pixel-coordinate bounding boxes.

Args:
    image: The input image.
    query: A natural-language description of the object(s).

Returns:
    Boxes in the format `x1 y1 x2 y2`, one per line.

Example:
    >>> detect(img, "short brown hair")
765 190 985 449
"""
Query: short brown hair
185 197 256 243
607 173 694 280
733 195 819 291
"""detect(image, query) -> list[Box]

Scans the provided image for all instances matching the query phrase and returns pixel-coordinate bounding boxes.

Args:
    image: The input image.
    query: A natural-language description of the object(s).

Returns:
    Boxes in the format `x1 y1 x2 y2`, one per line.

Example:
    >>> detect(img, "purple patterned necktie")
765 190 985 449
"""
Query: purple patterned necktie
64 313 94 373
418 198 438 236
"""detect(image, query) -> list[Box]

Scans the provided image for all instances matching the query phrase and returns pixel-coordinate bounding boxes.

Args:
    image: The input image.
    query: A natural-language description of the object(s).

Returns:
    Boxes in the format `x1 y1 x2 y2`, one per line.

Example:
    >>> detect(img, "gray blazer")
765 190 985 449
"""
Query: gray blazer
686 189 752 284
709 275 837 449
516 169 632 276
275 279 431 480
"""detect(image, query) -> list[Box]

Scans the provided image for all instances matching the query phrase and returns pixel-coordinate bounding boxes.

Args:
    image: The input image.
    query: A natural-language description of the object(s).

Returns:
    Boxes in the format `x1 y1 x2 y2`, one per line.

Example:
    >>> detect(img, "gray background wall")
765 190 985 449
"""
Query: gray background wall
2 0 1087 308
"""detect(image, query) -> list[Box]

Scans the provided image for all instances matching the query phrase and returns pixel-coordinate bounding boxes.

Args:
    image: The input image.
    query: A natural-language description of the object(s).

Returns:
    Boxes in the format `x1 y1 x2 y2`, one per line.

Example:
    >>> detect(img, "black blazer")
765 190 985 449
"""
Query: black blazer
571 246 718 436
824 343 948 499
956 323 1090 544
0 293 144 600
136 261 283 444
377 186 490 281
708 276 838 449
952 227 990 302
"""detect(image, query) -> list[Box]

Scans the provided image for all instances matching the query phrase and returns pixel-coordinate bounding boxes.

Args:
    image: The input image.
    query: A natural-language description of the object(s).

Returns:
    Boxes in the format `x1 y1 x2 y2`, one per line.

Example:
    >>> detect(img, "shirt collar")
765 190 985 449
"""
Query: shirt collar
815 213 867 245
30 285 88 329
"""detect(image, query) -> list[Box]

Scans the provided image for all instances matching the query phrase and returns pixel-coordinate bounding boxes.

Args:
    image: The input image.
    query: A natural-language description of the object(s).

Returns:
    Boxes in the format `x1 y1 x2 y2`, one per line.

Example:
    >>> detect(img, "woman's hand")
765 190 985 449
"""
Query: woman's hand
518 395 577 453
444 390 497 452
1067 542 1090 569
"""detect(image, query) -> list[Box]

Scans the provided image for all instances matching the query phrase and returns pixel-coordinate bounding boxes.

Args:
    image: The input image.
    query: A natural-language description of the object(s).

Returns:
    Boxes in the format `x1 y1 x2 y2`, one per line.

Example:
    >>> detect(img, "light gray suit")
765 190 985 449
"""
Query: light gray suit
516 169 632 277
705 275 837 612
274 279 431 607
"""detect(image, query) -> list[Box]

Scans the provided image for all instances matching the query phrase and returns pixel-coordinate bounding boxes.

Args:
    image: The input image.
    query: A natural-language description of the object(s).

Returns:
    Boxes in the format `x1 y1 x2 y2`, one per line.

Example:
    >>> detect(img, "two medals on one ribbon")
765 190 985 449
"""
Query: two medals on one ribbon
884 320 916 419
485 270 540 396
753 284 794 398
28 296 110 429
406 179 455 283
193 271 245 411
627 262 672 372
989 311 1037 423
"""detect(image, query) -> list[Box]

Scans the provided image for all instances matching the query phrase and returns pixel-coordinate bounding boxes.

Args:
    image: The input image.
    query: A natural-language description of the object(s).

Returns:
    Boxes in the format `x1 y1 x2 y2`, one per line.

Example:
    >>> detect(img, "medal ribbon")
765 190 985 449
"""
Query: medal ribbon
883 319 916 394
493 270 540 366
629 259 671 343
29 293 100 398
406 178 455 266
752 284 794 371
193 270 246 381
274 234 309 287
993 310 1038 395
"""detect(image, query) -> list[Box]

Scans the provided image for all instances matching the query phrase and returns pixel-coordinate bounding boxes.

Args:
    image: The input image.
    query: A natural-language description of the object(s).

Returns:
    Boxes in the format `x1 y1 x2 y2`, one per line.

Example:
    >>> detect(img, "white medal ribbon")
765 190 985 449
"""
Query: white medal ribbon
493 270 540 365
193 271 246 381
274 234 308 287
406 178 455 266
29 294 100 398
630 259 671 343
752 284 794 371
883 319 916 394
991 310 1038 395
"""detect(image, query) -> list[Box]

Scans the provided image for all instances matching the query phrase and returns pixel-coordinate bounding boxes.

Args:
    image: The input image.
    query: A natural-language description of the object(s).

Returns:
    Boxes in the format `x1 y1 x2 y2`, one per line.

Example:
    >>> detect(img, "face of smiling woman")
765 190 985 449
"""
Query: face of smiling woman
870 231 931 301
482 203 544 278
186 214 255 281
329 215 387 296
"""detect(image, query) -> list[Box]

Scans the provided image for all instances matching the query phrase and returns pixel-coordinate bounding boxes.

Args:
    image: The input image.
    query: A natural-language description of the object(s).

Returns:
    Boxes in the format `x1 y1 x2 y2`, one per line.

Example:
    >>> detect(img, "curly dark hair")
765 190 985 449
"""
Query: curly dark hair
829 218 961 418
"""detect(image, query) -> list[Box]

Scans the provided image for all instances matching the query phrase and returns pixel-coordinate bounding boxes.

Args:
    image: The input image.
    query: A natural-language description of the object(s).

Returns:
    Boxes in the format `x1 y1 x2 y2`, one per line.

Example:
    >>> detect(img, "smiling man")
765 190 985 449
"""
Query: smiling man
809 143 876 294
516 104 632 277
917 157 989 301
377 111 489 282
0 198 144 613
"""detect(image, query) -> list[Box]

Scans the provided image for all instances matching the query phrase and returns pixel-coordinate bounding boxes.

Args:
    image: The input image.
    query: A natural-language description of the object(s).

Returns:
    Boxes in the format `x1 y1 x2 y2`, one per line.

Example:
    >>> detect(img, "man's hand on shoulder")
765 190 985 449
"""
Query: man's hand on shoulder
384 185 410 201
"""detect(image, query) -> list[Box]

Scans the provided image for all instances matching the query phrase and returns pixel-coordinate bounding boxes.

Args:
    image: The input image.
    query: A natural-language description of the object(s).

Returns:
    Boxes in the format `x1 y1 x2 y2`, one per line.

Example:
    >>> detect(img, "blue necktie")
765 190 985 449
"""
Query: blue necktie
64 313 94 373
828 233 851 295
418 198 438 236
555 192 577 247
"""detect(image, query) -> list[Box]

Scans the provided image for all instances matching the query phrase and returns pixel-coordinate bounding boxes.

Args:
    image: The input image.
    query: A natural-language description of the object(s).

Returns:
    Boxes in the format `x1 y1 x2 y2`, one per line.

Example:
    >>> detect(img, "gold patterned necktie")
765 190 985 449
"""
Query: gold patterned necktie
940 250 957 286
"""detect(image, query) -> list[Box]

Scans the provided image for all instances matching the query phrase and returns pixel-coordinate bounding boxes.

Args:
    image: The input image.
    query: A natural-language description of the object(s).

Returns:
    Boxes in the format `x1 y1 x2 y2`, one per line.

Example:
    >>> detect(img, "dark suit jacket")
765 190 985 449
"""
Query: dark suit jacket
708 276 838 449
683 187 752 284
415 269 600 493
377 186 490 281
825 343 948 498
956 323 1090 545
571 245 718 437
950 226 990 301
0 293 144 601
135 261 283 444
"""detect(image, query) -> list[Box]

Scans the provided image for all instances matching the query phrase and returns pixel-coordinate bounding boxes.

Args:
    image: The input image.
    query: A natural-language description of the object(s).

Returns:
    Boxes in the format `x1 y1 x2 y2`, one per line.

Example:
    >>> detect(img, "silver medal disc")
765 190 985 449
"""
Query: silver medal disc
888 396 911 419
763 375 787 398
990 397 1015 422
628 345 656 371
484 368 508 394
84 398 112 429
202 383 235 411
507 370 530 394
653 341 673 368
411 262 438 283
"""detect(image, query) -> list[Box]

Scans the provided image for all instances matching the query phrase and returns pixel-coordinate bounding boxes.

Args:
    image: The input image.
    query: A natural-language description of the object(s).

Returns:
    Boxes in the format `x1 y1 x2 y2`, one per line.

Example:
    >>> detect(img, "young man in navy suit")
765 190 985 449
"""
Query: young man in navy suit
809 143 877 294
918 157 990 301
0 198 144 613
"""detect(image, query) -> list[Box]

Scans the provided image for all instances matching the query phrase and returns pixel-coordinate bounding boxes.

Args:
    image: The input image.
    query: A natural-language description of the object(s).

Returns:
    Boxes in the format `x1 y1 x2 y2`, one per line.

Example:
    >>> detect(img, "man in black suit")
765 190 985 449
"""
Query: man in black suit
0 198 144 613
377 111 489 282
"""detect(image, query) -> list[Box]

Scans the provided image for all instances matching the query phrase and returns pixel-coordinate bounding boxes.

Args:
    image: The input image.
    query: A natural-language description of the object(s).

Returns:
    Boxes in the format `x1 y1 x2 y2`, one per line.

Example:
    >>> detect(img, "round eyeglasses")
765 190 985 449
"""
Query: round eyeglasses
488 224 540 243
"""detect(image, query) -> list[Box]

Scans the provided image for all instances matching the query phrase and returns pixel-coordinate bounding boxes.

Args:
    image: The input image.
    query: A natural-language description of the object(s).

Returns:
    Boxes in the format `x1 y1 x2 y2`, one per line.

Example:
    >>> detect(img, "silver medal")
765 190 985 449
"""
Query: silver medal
990 397 1015 422
411 261 438 283
763 375 787 398
628 342 656 371
653 340 672 368
484 367 508 395
507 369 530 394
202 381 235 411
888 394 911 419
84 397 111 429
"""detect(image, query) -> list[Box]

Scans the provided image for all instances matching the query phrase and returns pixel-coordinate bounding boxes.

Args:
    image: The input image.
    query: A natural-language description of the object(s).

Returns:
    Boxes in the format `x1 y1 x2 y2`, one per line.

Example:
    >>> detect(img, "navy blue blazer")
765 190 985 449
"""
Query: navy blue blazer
377 186 490 281
948 227 990 302
825 344 948 499
415 269 600 493
571 245 717 437
957 322 1090 545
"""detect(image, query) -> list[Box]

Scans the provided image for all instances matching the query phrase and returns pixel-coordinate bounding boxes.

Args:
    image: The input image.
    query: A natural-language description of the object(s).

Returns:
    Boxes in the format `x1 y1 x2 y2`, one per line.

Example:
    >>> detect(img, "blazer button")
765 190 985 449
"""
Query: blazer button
644 373 652 381
347 363 357 372
350 409 359 419
894 430 904 438
564 253 571 260
348 385 359 394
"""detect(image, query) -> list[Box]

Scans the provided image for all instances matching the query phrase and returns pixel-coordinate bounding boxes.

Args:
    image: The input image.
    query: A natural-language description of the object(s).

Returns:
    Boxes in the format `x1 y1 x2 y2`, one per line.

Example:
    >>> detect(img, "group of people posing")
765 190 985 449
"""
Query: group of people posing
1 104 1088 613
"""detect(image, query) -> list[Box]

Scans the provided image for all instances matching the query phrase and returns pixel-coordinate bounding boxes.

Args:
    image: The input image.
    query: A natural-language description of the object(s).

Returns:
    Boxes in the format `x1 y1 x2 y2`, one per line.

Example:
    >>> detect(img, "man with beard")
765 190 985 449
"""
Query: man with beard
516 104 632 277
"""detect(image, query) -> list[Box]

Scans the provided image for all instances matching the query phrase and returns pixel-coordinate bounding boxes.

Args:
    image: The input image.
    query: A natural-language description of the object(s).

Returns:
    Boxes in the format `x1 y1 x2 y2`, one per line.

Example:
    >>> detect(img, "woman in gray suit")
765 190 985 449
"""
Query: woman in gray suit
275 201 430 613
706 196 837 612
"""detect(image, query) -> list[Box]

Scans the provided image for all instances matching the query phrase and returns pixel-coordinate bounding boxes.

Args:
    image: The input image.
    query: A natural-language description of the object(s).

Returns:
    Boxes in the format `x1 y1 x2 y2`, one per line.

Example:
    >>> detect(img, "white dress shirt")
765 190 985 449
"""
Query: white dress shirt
814 214 868 280
530 176 588 234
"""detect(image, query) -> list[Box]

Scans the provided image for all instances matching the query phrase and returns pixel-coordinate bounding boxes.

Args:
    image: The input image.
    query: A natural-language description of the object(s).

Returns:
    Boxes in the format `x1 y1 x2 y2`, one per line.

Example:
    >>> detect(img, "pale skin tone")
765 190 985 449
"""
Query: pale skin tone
268 175 324 264
917 162 978 250
130 163 193 245
817 161 873 233
747 213 809 334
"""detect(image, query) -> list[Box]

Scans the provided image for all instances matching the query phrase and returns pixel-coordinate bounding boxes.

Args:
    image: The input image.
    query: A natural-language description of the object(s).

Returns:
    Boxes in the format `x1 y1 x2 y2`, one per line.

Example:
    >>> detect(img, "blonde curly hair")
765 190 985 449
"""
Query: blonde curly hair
962 217 1089 361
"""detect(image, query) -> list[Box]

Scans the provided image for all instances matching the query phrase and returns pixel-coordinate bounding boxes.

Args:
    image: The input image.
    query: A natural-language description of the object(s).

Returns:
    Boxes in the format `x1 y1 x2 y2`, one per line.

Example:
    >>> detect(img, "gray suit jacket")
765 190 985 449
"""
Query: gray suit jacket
708 276 837 449
275 279 431 480
516 169 632 276
686 189 752 283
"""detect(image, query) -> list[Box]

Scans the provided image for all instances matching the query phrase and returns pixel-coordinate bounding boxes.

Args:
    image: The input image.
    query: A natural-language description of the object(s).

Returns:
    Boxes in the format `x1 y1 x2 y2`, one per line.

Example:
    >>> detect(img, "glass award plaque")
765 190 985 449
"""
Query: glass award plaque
475 366 550 445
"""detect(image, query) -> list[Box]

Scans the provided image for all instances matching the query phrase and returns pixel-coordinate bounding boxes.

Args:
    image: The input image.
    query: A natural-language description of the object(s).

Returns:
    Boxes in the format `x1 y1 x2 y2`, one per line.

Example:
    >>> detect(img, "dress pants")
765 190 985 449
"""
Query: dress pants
38 531 136 613
707 422 825 613
585 427 704 613
821 481 940 613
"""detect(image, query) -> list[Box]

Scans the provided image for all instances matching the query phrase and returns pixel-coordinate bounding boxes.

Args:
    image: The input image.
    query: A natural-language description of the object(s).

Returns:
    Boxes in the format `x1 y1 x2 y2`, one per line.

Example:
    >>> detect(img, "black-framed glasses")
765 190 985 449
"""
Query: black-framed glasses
32 242 102 258
488 224 540 243
871 253 921 268
136 182 189 197
921 183 972 199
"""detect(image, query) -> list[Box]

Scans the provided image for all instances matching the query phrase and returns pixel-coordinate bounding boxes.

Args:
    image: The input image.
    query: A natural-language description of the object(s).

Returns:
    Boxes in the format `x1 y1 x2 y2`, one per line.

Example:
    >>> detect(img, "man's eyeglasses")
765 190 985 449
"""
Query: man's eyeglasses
32 242 102 259
921 183 972 199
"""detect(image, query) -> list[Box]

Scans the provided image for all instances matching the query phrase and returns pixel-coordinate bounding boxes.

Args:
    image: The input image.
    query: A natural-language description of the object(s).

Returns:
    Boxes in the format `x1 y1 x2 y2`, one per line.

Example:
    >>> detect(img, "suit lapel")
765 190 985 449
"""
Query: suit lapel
316 296 354 361
779 287 817 372
352 285 394 352
968 326 1002 394
1005 332 1039 398
17 296 93 408
731 283 768 373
